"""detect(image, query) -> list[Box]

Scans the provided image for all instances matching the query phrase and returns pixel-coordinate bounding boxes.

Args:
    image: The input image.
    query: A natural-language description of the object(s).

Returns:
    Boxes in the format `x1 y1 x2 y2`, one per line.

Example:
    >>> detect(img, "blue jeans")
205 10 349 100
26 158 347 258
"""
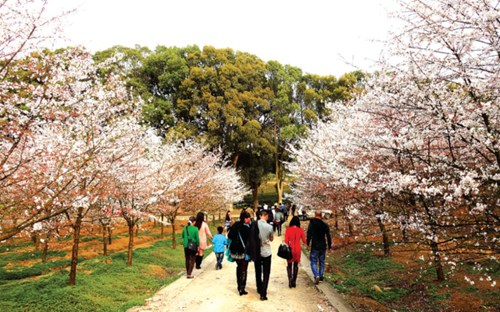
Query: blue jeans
215 252 224 268
309 249 325 278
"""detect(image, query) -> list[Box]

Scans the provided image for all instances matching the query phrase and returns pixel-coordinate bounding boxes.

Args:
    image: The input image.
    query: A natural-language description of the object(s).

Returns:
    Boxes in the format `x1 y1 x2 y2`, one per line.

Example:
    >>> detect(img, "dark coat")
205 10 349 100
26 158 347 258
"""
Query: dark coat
307 218 332 251
228 221 249 254
245 220 261 261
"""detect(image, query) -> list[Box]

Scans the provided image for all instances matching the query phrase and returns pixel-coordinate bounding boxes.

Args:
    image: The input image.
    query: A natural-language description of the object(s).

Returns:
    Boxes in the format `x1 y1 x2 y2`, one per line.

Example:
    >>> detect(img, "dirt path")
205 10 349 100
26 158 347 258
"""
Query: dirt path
128 234 354 312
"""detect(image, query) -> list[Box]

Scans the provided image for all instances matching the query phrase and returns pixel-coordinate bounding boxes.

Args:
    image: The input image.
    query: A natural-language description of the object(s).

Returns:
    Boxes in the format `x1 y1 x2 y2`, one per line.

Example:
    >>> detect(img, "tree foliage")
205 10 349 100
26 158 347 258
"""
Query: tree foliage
129 45 360 207
289 0 499 282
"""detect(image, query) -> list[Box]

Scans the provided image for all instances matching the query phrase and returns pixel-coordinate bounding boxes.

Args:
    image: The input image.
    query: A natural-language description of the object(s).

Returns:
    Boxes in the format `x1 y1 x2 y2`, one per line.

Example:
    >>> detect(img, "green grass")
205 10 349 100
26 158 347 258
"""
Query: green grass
328 247 500 311
329 250 409 304
0 258 69 281
0 240 34 253
0 249 67 266
0 236 186 312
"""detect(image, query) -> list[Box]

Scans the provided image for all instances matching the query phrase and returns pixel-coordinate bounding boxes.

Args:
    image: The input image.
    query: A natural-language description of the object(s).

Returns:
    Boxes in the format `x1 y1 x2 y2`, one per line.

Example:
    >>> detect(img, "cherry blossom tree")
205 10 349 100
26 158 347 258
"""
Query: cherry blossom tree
290 0 499 282
149 141 248 248
103 127 162 267
1 46 148 286
0 0 71 75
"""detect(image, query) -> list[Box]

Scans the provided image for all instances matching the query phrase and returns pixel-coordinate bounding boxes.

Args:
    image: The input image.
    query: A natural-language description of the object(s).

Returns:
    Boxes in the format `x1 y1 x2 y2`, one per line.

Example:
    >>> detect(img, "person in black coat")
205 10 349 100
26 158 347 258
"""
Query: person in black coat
228 210 252 295
306 209 332 284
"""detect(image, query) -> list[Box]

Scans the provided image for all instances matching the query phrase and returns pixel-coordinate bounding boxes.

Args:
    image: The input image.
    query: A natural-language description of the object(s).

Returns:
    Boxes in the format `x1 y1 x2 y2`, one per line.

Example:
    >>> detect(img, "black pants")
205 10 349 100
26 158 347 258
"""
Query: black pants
236 259 248 291
254 255 272 296
275 222 282 236
184 248 196 276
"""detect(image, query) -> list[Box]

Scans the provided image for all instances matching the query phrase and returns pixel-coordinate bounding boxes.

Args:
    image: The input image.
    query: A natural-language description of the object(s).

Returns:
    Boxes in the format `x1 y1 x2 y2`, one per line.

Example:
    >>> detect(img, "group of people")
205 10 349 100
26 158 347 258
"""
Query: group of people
181 207 332 300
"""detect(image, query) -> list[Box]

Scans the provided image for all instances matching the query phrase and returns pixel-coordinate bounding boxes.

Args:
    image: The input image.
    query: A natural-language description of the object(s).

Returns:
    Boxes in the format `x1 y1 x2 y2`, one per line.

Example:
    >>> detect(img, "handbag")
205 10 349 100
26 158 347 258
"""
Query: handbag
226 238 234 262
187 241 198 252
277 243 292 260
185 227 198 252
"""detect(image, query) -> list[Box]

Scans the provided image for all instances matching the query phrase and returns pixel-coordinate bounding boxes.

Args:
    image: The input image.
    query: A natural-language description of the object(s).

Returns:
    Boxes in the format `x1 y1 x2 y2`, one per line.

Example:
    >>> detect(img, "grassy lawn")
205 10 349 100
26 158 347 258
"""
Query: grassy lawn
0 233 188 312
323 244 499 312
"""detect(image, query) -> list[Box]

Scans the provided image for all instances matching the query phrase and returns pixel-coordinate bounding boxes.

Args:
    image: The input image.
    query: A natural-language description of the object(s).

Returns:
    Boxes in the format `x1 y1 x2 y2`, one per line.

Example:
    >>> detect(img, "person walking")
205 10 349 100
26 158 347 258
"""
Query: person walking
224 210 232 232
284 216 306 287
194 212 213 269
228 210 252 295
255 210 274 300
280 202 288 222
212 226 227 270
182 216 200 279
306 209 332 284
274 207 284 236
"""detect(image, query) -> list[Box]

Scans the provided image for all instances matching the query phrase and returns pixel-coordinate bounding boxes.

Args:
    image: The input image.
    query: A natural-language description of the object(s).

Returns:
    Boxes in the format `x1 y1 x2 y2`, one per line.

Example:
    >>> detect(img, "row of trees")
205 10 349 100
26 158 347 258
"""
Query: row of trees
289 0 499 283
92 44 363 207
0 0 248 285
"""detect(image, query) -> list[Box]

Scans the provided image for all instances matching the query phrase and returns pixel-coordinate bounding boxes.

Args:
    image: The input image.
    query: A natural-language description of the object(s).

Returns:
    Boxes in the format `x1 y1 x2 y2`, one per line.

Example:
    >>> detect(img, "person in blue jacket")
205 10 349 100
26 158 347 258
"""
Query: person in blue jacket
212 226 227 270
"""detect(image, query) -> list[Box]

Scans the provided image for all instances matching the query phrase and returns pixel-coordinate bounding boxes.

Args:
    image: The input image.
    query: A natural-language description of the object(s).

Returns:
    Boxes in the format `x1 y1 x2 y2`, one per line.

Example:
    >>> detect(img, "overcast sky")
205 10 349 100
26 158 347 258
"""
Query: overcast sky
49 0 398 77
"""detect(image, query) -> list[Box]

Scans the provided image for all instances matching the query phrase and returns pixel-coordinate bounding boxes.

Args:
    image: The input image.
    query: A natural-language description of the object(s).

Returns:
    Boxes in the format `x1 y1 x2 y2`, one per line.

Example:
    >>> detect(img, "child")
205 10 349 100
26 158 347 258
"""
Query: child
212 226 227 270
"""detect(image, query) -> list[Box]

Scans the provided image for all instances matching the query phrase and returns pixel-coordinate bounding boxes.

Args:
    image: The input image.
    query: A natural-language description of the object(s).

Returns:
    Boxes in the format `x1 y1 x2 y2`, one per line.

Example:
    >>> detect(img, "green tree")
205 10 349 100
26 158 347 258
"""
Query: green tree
99 44 365 208
264 61 308 203
139 46 275 208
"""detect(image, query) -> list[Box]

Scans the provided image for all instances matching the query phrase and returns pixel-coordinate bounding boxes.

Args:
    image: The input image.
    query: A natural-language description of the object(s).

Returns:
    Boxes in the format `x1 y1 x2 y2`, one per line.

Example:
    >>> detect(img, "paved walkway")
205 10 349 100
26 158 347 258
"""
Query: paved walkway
128 232 354 312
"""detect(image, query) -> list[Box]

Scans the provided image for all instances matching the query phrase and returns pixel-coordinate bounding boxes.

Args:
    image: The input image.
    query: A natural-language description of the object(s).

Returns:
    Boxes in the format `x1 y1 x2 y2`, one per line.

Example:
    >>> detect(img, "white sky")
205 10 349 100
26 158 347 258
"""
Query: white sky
48 0 398 77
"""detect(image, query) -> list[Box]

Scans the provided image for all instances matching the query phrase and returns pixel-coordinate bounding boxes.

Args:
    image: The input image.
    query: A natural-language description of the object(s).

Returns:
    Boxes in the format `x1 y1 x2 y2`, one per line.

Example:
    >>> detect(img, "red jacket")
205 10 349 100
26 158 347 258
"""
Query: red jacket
284 225 306 263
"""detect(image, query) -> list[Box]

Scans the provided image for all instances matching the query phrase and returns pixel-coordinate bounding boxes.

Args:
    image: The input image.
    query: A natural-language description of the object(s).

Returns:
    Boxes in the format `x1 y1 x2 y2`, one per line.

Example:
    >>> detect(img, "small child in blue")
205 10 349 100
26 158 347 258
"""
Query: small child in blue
212 226 227 270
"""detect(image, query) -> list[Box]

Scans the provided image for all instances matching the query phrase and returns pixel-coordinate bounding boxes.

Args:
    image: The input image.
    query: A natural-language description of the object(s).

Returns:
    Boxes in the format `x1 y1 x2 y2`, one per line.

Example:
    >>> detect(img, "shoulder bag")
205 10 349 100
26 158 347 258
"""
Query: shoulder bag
185 226 198 252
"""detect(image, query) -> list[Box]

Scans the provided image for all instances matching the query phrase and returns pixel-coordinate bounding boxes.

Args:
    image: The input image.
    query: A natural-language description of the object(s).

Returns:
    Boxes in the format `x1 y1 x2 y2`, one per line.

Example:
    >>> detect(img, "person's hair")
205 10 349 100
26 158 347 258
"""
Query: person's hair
315 210 322 217
239 210 250 221
195 212 205 229
260 210 268 217
289 216 300 227
217 226 223 234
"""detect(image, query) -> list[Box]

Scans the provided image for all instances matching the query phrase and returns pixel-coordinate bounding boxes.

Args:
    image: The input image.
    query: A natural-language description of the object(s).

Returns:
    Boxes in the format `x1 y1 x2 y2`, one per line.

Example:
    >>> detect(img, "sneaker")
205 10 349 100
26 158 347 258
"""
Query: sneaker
187 275 193 279
314 277 320 285
319 276 324 282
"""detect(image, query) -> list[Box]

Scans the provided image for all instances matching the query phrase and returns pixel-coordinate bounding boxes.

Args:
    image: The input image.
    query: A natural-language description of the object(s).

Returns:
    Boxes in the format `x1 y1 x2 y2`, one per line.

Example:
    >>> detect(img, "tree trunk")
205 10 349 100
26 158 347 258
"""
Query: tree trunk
276 179 283 204
376 214 391 257
127 222 135 267
430 238 445 281
232 154 239 168
275 146 284 204
102 223 108 256
347 219 354 237
69 207 83 286
251 186 259 210
160 213 165 239
107 226 112 245
171 218 177 249
32 232 39 251
41 236 49 263
401 221 408 243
